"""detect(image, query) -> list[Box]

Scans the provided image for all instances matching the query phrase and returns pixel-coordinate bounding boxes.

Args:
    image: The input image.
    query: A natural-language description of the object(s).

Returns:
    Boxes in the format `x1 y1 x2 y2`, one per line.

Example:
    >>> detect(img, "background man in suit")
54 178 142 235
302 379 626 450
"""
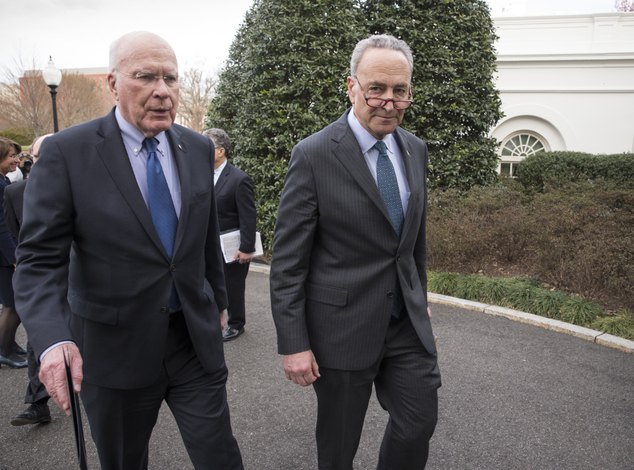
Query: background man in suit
203 128 256 342
5 133 53 426
270 35 441 469
14 32 243 469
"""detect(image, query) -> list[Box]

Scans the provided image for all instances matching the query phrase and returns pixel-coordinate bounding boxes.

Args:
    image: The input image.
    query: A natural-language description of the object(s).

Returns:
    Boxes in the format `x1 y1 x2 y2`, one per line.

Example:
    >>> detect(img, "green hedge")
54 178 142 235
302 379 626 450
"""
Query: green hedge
0 127 34 147
515 151 634 190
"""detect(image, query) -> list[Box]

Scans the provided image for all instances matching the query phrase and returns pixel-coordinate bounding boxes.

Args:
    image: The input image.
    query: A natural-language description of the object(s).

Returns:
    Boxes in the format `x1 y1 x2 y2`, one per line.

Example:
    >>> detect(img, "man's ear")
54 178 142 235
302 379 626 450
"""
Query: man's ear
347 76 356 105
107 73 119 101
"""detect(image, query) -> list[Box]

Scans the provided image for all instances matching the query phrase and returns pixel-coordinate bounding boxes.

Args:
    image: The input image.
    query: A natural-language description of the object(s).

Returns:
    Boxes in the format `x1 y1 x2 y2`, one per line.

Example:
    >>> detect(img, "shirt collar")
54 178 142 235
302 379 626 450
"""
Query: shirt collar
115 107 167 156
347 109 396 155
215 159 228 176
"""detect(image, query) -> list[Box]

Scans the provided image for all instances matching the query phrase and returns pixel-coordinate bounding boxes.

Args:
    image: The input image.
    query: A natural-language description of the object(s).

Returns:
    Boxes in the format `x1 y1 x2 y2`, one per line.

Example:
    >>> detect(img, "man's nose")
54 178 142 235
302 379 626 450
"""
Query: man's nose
152 78 171 97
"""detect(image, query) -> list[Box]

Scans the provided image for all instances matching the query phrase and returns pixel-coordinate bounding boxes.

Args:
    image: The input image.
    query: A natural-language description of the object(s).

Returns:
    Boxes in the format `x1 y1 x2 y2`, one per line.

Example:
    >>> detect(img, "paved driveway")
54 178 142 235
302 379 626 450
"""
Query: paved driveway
1 272 632 469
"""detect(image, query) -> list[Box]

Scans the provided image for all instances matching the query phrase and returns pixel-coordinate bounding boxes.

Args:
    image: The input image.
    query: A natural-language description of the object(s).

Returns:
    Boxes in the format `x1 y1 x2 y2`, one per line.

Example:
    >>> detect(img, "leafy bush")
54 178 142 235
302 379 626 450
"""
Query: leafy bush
515 151 634 191
208 0 502 250
0 127 34 147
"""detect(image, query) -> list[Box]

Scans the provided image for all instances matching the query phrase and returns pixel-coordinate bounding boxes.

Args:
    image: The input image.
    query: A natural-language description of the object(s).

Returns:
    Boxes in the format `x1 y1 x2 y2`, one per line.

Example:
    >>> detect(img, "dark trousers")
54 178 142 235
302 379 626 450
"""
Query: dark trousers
224 261 250 330
80 312 243 470
24 341 49 403
312 313 441 470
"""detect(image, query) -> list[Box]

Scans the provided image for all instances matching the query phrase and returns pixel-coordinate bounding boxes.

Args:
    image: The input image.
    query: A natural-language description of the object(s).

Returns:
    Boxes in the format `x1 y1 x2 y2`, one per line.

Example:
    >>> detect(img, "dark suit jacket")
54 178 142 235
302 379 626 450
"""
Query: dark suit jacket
270 109 436 372
4 179 26 239
0 177 17 266
14 108 228 390
215 162 256 254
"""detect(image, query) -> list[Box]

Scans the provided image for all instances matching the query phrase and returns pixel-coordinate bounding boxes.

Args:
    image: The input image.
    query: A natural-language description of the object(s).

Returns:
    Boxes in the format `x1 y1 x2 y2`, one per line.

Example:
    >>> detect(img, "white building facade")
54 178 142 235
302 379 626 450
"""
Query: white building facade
491 13 634 176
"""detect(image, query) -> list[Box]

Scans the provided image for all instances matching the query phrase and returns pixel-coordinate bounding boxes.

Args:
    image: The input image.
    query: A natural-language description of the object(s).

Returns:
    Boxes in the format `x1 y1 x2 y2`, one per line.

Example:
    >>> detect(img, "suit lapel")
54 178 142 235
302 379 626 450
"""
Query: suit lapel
331 111 394 227
95 110 168 257
168 125 190 258
394 128 422 244
214 162 231 195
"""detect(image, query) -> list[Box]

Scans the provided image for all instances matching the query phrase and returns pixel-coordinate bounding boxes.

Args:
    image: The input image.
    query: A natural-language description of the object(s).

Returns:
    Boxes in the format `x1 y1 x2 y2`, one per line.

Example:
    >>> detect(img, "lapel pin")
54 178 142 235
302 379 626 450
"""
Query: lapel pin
178 144 183 150
407 150 411 158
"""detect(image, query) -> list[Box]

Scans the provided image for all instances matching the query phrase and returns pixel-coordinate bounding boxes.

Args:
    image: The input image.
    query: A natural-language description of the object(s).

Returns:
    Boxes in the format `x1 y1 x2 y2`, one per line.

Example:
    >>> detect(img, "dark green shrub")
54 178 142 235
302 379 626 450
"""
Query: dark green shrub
209 0 503 250
0 127 34 147
515 151 634 191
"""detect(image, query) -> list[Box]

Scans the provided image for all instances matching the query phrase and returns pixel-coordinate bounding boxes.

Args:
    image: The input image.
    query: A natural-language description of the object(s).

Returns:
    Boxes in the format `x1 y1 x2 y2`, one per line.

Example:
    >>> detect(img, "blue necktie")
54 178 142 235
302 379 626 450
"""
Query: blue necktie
374 140 404 318
144 137 180 311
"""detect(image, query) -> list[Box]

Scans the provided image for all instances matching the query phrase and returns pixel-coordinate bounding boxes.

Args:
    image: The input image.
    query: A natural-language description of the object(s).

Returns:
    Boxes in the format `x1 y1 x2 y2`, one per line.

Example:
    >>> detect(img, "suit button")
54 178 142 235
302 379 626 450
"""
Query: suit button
396 255 401 261
160 307 168 313
171 265 176 272
387 292 394 298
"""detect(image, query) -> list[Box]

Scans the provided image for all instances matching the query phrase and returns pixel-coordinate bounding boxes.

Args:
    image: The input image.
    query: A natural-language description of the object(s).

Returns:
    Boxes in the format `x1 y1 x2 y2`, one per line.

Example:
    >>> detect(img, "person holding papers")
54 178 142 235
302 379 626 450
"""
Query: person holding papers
204 128 256 342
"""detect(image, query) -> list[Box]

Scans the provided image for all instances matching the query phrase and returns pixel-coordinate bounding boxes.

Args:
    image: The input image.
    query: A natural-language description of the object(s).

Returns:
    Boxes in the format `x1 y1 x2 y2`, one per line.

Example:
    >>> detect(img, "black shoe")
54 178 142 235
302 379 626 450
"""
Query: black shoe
13 342 27 356
222 327 245 342
0 354 28 369
10 402 52 426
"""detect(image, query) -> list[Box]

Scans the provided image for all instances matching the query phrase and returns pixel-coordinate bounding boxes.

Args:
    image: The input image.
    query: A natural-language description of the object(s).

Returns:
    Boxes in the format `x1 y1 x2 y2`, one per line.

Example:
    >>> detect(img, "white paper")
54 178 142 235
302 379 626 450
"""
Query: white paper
219 229 263 264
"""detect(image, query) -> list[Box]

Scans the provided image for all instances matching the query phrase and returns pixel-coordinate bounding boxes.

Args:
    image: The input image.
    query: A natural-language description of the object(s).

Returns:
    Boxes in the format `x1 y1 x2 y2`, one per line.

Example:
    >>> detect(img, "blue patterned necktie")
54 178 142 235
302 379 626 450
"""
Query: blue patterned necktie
144 137 180 310
374 140 404 238
374 140 404 318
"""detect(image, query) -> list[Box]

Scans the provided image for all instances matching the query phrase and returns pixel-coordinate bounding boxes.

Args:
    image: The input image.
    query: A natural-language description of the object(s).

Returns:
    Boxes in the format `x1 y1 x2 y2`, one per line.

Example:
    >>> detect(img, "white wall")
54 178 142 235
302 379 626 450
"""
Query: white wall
491 13 634 161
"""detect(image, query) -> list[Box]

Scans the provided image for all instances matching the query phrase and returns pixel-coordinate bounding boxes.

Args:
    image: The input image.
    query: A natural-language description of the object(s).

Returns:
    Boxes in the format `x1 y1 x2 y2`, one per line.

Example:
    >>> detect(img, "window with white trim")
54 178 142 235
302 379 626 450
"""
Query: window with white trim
498 132 549 176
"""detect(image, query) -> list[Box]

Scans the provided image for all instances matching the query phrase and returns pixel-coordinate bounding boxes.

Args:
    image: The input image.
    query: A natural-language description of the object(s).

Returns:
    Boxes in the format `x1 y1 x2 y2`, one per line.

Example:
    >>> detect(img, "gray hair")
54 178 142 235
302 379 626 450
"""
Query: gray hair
202 128 232 158
350 34 414 77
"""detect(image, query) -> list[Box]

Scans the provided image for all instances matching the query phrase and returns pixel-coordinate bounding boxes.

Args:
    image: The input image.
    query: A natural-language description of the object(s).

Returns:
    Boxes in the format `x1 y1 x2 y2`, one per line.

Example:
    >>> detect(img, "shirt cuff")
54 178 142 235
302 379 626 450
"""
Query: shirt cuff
40 341 75 364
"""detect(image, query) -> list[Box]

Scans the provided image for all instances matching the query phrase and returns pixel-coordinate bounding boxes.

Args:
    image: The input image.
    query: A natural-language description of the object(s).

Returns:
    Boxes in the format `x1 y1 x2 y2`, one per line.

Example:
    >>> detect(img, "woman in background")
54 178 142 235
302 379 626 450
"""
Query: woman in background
0 137 26 368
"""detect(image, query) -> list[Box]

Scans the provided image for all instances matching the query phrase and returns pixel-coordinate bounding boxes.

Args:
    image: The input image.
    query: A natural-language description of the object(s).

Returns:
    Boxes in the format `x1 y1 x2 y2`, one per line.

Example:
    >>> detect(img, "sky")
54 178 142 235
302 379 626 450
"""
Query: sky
0 0 620 81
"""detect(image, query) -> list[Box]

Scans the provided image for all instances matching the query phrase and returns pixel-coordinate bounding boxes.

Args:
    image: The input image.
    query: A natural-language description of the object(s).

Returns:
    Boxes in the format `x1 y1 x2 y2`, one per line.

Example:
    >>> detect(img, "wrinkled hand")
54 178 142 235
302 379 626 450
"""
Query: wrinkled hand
39 344 83 416
283 350 320 386
220 309 227 331
233 251 253 265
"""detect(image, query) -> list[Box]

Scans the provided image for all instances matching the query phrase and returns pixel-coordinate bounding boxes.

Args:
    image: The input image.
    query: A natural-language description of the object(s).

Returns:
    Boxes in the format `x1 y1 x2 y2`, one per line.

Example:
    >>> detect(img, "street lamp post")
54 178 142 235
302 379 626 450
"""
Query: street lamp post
42 57 62 133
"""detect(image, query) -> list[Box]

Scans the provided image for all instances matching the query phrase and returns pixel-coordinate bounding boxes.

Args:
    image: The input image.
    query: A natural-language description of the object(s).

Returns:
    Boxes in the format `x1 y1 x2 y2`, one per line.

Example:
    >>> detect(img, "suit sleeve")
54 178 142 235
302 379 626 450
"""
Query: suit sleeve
0 184 17 265
13 138 75 358
270 145 319 355
413 143 429 303
236 174 256 254
3 185 20 239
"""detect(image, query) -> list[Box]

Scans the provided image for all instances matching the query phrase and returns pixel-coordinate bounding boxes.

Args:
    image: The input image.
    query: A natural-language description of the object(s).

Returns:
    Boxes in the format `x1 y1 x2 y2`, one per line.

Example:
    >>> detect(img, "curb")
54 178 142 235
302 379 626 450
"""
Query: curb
249 264 634 355
428 293 634 355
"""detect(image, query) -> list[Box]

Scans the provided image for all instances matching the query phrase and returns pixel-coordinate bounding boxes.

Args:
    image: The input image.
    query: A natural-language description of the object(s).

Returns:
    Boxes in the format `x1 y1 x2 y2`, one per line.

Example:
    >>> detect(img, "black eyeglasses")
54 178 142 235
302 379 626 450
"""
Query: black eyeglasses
354 77 413 110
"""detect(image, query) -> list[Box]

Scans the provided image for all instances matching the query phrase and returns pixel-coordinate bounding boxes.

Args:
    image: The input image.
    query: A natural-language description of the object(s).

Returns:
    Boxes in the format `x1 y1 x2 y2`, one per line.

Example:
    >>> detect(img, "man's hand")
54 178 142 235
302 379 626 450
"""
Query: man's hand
233 250 253 265
428 306 432 318
283 350 320 386
39 344 83 416
220 309 227 331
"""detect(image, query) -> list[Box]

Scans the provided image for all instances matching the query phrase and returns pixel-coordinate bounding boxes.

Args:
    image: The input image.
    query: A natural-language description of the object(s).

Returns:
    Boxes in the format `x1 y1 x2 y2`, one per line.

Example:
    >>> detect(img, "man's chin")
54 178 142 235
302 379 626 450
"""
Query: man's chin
142 119 174 137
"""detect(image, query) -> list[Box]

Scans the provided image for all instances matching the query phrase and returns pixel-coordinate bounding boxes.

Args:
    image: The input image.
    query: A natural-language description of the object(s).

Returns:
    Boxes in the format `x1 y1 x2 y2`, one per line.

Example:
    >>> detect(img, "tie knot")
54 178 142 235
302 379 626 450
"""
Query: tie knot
143 137 159 155
373 140 388 156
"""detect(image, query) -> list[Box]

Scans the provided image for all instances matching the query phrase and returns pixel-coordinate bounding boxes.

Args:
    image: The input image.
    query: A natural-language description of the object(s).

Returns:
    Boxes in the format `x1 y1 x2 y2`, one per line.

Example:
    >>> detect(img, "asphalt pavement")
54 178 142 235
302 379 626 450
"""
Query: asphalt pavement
0 271 632 469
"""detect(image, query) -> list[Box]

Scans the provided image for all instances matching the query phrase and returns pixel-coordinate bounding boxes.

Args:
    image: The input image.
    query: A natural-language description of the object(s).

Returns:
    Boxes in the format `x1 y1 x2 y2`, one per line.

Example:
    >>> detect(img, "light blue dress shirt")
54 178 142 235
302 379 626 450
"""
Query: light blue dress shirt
115 108 182 218
347 110 411 215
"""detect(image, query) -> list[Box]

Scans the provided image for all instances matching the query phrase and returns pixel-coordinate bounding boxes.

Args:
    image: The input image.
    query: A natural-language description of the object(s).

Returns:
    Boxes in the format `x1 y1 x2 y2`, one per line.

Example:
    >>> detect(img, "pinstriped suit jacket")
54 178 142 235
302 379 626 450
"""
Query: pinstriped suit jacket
270 109 436 371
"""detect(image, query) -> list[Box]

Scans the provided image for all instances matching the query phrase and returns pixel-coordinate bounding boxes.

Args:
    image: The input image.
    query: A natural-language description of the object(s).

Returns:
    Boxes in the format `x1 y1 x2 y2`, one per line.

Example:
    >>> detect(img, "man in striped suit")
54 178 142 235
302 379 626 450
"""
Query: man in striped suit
270 35 442 470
